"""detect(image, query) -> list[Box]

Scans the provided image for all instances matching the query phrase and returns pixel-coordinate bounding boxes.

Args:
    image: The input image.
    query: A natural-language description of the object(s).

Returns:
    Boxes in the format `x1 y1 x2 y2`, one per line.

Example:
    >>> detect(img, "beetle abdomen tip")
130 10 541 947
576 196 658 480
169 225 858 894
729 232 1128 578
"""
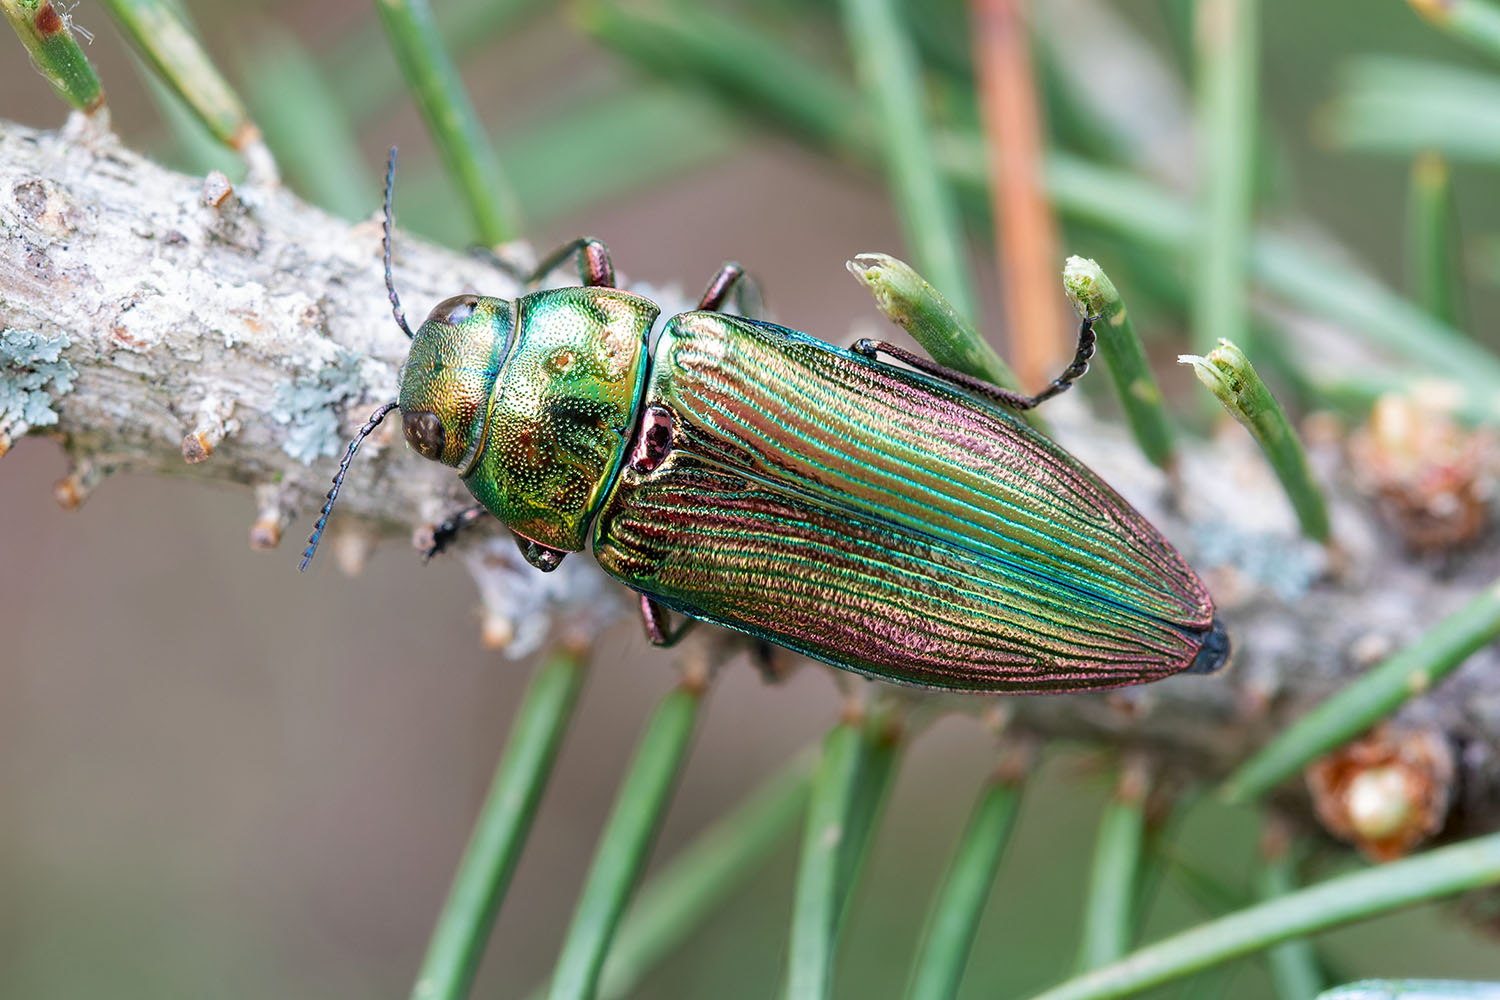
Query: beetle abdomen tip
1186 616 1231 675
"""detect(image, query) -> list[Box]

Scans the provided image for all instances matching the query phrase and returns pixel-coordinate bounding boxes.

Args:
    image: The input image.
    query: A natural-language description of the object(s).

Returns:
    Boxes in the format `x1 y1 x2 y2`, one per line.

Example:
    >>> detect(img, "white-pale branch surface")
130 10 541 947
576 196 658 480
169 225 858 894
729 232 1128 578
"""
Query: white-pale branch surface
5 117 1500 846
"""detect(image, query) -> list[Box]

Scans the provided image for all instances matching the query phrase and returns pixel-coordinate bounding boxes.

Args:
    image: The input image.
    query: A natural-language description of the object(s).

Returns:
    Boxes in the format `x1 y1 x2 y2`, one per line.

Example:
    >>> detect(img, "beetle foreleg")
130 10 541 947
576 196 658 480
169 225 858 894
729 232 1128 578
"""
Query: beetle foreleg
527 237 615 288
852 314 1098 411
696 262 763 318
466 244 528 282
640 594 696 647
422 504 489 561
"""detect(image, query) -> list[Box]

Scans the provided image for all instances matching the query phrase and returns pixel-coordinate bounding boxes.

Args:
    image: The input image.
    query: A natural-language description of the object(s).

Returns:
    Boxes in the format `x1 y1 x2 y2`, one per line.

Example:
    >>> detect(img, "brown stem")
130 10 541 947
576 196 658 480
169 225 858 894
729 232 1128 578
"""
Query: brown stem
971 0 1067 390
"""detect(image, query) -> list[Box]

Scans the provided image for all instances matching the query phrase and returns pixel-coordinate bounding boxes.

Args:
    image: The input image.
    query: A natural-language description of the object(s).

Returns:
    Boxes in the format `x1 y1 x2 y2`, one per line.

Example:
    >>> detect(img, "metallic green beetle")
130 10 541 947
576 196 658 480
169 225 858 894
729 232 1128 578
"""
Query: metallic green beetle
301 155 1228 694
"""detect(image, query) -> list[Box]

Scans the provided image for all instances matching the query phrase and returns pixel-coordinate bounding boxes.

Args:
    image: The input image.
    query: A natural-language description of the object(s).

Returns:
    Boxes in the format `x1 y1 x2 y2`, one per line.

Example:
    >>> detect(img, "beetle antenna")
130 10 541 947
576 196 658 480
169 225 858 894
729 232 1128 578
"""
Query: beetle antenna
383 147 414 340
299 401 400 571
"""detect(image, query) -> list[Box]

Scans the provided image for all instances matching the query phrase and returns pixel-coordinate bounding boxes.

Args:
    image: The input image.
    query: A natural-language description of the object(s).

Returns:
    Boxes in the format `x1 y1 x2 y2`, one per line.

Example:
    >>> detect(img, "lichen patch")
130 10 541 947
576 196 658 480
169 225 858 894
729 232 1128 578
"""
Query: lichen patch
0 327 76 440
270 349 368 464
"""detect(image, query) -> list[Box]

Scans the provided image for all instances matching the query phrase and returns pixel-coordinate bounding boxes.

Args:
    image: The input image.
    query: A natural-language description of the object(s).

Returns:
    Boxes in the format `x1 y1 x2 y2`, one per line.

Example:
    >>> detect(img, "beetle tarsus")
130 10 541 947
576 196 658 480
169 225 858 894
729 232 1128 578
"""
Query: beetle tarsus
641 594 695 647
423 505 488 561
1027 314 1098 408
853 314 1099 412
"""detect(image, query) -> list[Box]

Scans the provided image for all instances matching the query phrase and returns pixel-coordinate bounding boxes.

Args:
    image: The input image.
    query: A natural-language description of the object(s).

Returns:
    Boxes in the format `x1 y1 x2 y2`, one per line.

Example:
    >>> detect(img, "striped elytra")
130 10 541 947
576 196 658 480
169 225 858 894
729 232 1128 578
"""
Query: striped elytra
591 310 1223 693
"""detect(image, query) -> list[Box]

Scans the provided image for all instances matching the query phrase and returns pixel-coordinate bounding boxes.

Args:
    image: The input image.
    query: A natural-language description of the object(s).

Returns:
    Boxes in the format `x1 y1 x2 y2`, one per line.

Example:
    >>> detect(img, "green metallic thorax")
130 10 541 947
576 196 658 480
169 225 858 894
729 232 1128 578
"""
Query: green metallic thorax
463 286 658 551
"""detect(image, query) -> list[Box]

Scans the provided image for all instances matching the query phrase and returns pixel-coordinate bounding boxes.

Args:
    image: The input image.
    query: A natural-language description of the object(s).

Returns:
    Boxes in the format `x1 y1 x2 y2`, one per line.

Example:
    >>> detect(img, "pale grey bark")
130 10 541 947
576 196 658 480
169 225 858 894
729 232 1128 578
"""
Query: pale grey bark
0 116 625 656
4 116 1500 848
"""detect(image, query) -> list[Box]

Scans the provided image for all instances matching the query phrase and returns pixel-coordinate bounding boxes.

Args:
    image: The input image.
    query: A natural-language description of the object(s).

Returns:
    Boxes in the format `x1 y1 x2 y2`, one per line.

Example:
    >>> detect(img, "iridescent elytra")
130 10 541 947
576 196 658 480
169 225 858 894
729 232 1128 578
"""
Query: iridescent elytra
300 151 1229 694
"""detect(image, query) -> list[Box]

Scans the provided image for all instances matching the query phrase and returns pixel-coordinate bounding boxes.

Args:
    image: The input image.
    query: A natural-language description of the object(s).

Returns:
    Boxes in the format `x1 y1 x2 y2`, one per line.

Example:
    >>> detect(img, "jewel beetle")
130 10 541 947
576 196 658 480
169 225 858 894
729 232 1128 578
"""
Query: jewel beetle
300 151 1229 694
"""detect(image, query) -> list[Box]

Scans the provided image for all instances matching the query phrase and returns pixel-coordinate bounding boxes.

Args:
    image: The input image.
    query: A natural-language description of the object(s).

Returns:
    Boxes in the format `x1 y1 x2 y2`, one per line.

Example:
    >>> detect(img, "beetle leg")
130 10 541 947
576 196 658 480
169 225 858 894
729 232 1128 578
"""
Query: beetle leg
423 505 489 561
516 535 568 573
527 237 615 288
851 314 1098 411
640 594 696 647
751 640 796 684
466 245 528 282
696 262 763 318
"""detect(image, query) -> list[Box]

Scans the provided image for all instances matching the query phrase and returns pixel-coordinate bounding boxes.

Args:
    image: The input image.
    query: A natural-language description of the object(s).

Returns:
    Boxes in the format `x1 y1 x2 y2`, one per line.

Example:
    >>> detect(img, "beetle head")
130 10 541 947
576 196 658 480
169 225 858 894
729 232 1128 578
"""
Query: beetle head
299 146 512 571
398 294 512 475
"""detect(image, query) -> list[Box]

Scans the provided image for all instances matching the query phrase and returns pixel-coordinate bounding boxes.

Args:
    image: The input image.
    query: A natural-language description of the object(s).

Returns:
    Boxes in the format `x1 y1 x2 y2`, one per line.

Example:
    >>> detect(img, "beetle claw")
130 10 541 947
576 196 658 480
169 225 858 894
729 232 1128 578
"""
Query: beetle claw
421 504 489 562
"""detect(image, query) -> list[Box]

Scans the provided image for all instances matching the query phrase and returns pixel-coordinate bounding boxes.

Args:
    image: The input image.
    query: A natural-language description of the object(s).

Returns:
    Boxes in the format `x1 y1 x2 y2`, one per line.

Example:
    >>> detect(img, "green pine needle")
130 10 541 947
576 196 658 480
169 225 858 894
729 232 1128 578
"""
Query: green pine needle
846 253 1041 431
595 749 815 1000
546 679 706 1000
1063 257 1177 472
99 0 272 178
1032 831 1500 1000
785 708 906 1000
1407 153 1463 327
1191 0 1259 357
837 0 976 323
905 756 1027 1000
375 0 523 245
1 0 104 114
1409 0 1500 62
411 650 588 1000
1075 764 1149 972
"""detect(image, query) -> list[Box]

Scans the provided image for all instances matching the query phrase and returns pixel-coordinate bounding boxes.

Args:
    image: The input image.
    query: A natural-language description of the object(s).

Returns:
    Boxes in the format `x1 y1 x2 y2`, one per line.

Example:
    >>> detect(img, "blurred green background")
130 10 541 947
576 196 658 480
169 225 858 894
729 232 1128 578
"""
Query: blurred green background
3 1 1500 997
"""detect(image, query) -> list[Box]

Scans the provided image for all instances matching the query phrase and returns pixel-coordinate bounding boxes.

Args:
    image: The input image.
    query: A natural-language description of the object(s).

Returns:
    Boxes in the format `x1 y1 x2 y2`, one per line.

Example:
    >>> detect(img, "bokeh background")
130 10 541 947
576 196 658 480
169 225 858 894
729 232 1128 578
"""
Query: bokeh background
4 1 1500 997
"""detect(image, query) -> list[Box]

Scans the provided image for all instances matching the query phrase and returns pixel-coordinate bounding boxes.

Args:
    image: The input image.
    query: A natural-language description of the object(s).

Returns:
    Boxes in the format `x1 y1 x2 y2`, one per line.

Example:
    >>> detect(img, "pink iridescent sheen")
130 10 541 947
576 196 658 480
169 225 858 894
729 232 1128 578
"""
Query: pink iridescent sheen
594 312 1219 694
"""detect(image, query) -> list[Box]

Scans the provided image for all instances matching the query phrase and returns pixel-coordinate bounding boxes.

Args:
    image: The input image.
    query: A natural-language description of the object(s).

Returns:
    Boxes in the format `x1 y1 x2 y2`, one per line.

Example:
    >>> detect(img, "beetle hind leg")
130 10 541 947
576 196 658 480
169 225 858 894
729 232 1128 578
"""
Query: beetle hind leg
697 262 763 318
750 640 797 684
640 594 696 647
852 314 1098 412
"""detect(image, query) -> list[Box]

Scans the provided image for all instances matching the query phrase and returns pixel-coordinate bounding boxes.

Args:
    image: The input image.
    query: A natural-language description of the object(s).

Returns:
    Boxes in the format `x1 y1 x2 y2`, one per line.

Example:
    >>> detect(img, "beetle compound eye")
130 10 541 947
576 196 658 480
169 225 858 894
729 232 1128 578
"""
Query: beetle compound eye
403 409 446 461
426 293 481 327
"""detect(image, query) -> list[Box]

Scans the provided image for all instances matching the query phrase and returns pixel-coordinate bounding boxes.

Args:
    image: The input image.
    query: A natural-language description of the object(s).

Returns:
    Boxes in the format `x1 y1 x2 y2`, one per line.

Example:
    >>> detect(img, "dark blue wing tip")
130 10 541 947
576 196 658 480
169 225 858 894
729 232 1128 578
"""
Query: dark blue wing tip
1186 616 1231 675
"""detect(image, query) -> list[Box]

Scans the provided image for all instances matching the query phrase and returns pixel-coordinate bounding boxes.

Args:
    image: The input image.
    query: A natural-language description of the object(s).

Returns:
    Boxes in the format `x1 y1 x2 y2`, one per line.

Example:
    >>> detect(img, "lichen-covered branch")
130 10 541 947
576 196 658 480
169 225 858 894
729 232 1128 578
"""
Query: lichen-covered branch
0 116 621 655
6 117 1500 847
